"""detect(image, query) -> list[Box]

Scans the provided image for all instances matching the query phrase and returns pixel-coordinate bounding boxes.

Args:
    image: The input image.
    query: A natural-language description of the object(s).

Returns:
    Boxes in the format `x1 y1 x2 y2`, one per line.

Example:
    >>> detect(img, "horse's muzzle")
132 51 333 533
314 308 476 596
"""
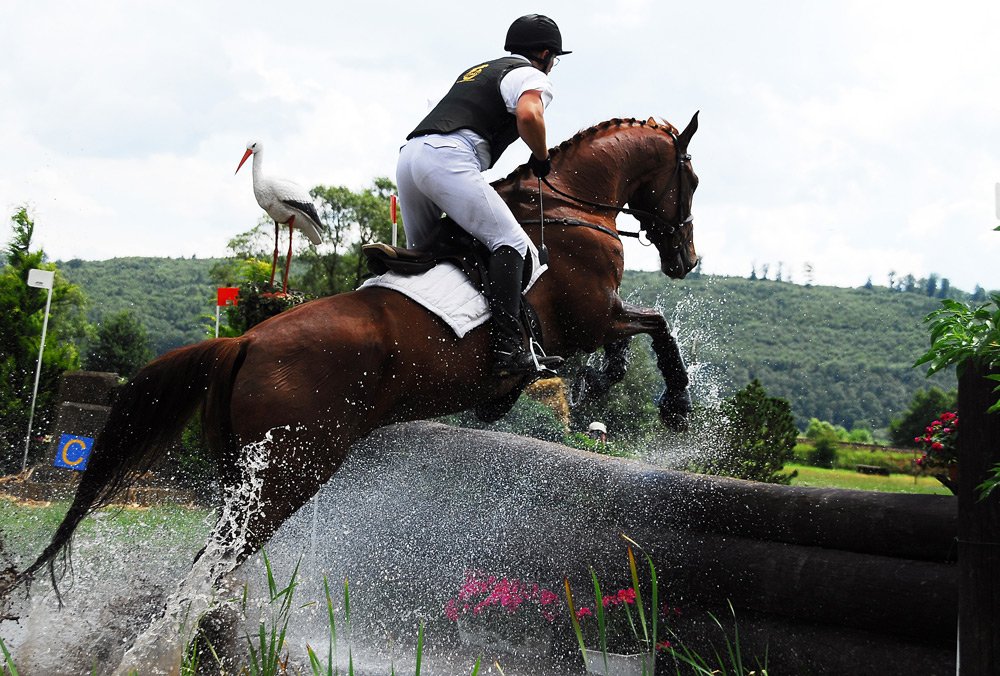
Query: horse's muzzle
661 248 698 279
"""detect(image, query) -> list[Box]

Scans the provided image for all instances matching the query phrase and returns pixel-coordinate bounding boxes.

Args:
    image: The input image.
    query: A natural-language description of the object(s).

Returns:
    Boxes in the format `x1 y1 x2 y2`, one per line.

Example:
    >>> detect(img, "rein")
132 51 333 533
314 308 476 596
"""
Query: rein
537 128 693 240
519 217 627 242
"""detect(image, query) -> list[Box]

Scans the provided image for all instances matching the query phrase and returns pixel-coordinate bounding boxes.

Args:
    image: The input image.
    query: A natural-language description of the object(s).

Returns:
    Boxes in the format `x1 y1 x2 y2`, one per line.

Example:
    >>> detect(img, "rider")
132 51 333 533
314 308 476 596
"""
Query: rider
396 14 570 378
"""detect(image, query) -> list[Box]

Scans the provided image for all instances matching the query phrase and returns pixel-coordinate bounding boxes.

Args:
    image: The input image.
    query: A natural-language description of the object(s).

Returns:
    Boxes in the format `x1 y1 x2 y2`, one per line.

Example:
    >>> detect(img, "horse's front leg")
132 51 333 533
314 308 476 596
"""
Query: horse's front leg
571 336 632 406
613 301 693 432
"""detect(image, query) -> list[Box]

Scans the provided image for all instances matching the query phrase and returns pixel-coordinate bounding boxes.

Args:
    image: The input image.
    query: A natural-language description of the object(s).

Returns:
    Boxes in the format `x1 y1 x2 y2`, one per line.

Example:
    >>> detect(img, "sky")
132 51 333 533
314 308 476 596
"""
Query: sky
1 0 998 292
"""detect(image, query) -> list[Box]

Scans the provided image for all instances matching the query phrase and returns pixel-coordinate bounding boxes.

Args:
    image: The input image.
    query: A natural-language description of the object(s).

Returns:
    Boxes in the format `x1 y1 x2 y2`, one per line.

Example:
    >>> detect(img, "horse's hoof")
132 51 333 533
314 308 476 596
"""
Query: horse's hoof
659 410 689 433
657 388 693 432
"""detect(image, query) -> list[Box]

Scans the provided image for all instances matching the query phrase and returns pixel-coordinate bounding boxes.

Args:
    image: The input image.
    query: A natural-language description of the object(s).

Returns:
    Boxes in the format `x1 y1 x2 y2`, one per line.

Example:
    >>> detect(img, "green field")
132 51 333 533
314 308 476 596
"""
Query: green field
787 463 953 495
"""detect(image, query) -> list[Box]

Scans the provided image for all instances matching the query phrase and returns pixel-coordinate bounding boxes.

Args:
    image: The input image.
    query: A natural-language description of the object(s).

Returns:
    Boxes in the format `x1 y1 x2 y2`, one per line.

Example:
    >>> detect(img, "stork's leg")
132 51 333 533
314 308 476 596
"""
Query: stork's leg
282 216 295 294
269 220 280 291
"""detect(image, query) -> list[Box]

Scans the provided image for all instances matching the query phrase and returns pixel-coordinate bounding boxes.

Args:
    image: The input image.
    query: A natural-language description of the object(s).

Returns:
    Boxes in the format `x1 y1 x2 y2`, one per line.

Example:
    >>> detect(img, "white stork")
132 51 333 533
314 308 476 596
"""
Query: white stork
235 139 325 294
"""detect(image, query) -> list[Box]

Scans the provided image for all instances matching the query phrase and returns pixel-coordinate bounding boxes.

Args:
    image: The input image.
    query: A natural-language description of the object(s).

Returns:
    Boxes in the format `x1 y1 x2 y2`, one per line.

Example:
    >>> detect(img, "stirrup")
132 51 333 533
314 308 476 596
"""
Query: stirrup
492 344 562 379
528 337 563 377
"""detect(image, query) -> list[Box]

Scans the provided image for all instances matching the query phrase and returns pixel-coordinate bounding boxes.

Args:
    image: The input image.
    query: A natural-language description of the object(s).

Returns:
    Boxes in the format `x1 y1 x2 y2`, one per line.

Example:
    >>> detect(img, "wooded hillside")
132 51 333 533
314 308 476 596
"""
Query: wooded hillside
620 271 956 431
55 257 960 432
58 256 221 354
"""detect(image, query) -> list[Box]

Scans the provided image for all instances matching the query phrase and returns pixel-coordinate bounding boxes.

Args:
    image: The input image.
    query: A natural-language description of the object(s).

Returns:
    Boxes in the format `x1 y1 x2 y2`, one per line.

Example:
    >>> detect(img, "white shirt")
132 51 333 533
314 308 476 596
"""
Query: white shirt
499 54 554 112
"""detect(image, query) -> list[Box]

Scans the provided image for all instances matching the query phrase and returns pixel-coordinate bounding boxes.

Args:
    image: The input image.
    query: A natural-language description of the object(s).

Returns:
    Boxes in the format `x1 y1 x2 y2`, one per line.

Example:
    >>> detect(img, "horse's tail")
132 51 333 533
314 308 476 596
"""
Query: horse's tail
12 336 250 592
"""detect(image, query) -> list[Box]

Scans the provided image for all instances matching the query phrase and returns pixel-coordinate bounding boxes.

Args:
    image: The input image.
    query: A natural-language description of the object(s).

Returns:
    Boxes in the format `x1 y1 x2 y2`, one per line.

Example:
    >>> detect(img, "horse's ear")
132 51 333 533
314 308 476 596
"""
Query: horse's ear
677 111 700 152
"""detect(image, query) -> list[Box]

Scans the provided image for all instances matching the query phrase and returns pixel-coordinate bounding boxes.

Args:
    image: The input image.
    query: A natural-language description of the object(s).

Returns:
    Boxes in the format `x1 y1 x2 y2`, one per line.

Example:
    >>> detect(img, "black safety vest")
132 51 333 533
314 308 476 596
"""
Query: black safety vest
407 56 535 169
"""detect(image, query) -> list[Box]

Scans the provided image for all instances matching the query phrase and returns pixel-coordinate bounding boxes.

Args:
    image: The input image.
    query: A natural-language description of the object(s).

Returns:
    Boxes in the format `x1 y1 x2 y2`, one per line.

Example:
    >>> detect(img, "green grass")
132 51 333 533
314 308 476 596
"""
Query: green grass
0 497 212 558
787 463 953 494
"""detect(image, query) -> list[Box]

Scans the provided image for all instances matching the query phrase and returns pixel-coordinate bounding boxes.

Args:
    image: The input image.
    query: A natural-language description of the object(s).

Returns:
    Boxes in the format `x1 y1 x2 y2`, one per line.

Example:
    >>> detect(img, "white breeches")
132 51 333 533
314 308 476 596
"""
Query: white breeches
396 133 530 256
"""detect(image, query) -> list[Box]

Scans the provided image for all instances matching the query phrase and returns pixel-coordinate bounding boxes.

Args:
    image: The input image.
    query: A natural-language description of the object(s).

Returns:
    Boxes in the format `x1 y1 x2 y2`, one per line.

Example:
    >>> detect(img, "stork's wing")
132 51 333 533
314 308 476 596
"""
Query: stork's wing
269 177 326 244
281 198 326 244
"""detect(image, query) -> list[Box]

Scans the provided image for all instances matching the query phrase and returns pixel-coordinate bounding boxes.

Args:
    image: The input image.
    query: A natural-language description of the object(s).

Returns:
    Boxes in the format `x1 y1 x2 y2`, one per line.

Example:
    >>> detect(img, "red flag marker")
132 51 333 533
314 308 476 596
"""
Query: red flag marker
217 287 239 307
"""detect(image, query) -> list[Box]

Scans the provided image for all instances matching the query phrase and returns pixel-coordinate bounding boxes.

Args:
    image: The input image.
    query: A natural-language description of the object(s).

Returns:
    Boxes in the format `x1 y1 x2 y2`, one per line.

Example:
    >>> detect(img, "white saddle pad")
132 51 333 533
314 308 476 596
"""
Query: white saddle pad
360 244 546 338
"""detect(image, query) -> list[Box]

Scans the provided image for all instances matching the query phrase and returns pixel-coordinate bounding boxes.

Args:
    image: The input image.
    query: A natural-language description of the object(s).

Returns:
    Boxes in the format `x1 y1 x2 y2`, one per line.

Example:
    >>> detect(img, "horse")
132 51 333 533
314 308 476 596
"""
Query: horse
9 113 699 671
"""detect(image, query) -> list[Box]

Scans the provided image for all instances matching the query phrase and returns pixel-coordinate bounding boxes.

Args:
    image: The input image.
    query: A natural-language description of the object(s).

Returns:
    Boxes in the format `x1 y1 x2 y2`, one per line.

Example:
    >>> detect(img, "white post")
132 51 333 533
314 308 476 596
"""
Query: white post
23 269 55 473
215 306 221 338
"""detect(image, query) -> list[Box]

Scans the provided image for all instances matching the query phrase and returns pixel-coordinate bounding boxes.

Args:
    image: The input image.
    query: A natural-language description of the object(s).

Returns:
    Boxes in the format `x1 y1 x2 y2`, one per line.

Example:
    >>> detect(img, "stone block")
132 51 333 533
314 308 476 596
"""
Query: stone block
57 370 121 406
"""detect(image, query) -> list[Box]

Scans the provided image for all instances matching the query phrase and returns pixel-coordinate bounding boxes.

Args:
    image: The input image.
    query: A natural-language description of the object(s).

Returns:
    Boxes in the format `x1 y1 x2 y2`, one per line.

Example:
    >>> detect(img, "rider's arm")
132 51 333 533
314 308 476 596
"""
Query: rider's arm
516 90 548 161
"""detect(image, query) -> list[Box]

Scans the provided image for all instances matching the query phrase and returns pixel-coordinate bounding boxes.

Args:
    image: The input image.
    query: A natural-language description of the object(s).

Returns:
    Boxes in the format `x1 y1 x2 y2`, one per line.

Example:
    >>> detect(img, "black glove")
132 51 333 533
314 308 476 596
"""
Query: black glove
527 154 551 179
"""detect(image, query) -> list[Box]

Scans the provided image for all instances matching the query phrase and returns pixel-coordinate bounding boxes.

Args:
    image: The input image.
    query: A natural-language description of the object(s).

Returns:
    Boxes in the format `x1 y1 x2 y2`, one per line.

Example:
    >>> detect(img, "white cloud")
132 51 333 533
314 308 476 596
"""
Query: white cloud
0 0 998 294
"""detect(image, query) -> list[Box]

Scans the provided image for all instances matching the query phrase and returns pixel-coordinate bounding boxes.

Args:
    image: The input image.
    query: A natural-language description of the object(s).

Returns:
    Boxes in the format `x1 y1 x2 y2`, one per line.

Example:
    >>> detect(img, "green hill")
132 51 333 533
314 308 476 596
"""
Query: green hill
58 256 223 354
55 257 963 433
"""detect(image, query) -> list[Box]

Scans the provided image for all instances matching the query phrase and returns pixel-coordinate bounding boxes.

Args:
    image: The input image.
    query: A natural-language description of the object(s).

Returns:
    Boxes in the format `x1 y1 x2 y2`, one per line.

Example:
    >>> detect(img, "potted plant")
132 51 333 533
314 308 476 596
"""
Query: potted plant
914 411 959 493
915 293 1000 498
443 570 561 658
565 542 678 676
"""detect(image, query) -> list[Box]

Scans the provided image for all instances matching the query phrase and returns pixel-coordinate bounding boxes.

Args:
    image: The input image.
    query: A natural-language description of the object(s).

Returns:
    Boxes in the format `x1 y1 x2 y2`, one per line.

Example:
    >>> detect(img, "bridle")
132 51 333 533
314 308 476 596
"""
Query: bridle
537 128 694 243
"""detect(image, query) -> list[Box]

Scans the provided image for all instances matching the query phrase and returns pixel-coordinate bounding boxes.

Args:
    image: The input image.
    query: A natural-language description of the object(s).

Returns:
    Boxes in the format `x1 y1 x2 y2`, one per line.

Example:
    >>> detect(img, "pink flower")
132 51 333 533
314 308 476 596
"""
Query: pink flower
576 607 593 619
932 442 943 450
617 588 636 604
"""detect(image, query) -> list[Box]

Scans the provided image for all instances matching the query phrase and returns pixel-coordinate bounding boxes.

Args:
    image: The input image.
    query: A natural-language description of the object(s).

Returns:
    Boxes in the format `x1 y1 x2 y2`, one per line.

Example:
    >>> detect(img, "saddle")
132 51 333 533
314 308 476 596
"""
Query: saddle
362 218 531 294
362 218 550 423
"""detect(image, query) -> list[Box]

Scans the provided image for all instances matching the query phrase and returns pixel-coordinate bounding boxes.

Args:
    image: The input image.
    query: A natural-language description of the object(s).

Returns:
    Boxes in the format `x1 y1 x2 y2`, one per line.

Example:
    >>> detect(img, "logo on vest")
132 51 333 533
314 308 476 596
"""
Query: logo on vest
459 63 490 83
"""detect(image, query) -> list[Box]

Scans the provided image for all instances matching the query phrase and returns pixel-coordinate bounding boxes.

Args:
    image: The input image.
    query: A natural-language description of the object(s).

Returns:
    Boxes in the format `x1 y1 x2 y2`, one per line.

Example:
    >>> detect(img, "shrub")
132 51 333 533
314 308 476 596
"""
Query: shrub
809 435 838 469
692 379 798 484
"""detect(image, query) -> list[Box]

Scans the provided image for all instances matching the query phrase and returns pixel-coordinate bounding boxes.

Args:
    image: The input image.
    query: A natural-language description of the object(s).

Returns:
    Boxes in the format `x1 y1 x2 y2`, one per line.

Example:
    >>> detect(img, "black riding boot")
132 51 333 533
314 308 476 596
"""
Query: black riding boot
487 246 562 378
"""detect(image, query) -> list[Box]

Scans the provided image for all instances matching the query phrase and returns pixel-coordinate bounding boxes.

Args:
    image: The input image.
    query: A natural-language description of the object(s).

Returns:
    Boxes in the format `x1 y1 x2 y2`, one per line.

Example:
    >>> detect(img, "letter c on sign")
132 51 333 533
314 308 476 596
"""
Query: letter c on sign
61 439 86 466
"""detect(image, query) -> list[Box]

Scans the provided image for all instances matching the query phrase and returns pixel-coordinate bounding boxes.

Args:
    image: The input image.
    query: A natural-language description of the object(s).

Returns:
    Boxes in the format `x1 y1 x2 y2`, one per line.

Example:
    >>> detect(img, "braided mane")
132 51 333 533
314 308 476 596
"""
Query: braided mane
501 117 680 182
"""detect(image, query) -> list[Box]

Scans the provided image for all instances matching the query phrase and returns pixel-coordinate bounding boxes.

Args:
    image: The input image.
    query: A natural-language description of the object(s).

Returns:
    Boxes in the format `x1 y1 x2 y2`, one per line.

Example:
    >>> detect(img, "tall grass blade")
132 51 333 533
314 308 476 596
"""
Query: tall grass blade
626 546 649 645
469 654 481 676
415 619 425 676
307 644 324 676
590 567 609 674
323 575 337 676
345 577 354 676
564 577 589 663
0 635 19 676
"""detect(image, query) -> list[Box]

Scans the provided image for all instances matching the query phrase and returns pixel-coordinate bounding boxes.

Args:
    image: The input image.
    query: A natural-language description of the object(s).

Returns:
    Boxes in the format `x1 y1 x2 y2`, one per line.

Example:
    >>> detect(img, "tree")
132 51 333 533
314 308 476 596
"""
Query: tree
692 379 798 484
83 310 155 378
1 207 87 471
937 277 951 299
209 218 282 288
925 273 939 297
847 427 874 444
300 178 398 297
887 386 959 448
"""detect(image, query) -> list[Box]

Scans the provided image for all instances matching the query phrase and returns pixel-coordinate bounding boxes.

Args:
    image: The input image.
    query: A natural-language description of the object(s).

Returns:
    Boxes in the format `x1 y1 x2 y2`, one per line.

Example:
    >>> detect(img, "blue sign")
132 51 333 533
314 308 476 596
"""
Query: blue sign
54 434 94 471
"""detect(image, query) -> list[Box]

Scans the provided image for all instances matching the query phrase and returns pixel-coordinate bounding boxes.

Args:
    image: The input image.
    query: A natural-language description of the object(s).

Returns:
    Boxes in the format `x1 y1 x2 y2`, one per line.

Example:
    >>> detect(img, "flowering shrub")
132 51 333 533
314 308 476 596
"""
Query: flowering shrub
914 411 958 470
443 570 561 629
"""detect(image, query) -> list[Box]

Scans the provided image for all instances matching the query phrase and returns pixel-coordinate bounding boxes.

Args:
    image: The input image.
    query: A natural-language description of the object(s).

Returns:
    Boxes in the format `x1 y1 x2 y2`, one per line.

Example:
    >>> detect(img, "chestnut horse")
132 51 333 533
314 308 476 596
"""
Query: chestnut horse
16 114 699 591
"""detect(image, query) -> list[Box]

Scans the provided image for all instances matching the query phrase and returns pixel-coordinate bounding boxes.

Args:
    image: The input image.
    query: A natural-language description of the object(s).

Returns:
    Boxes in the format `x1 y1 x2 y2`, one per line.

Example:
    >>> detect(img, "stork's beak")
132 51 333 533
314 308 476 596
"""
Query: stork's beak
235 148 253 174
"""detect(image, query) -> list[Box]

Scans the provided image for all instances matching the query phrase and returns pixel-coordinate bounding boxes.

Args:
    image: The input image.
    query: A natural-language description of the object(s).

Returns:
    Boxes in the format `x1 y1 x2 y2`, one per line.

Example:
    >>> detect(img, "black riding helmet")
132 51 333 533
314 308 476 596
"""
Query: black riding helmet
504 14 572 56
